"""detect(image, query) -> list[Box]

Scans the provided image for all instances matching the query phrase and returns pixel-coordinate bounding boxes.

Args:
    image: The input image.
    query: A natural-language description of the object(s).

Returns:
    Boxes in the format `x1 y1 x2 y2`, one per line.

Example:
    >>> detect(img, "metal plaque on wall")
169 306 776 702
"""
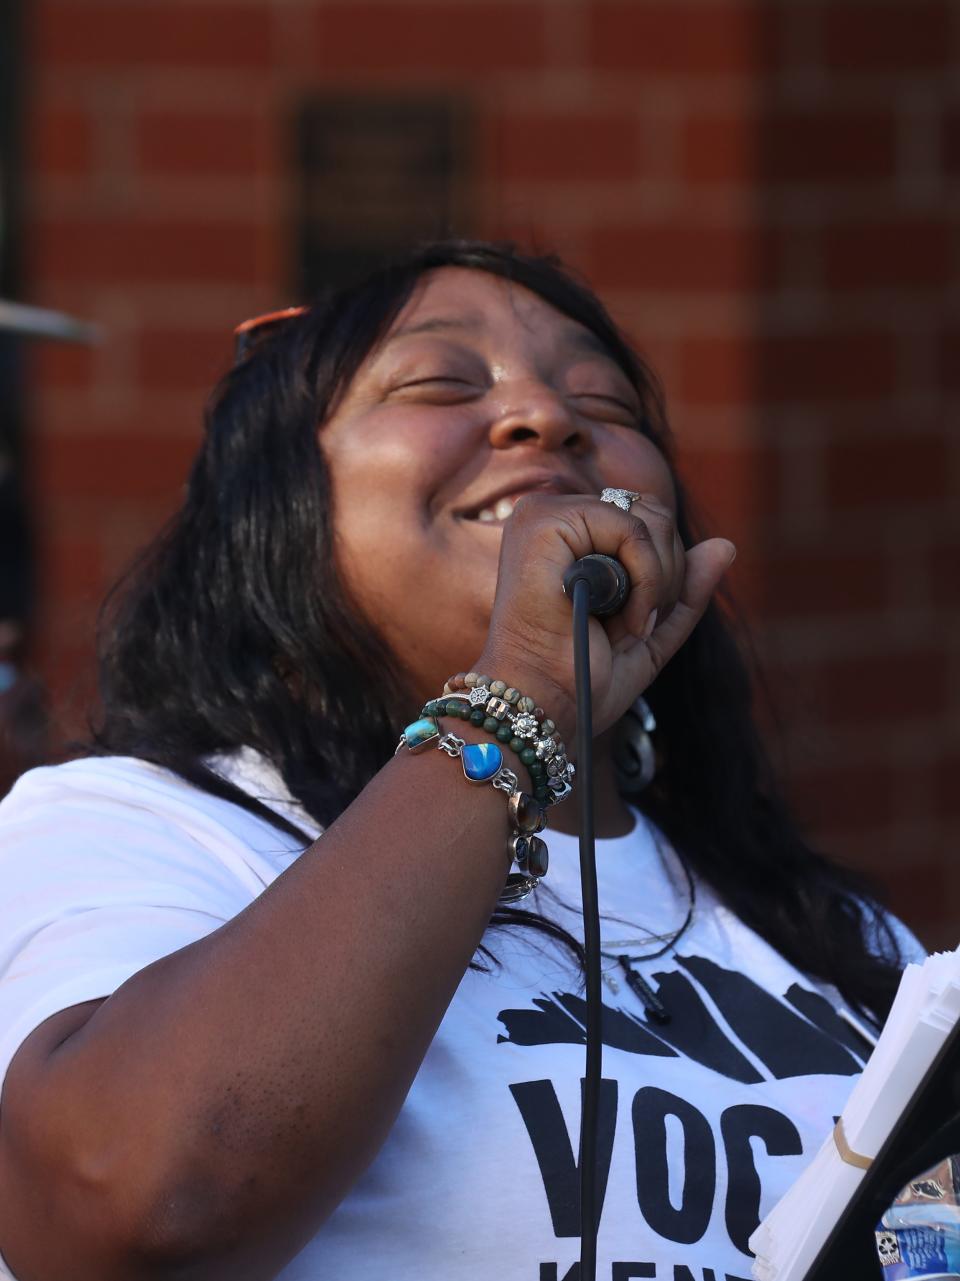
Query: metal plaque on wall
297 96 471 295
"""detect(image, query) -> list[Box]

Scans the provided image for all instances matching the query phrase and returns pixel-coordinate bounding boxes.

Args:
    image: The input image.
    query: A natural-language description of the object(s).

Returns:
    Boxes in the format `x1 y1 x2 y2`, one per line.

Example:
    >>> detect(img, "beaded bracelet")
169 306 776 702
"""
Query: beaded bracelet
396 716 548 902
434 672 575 806
425 695 547 803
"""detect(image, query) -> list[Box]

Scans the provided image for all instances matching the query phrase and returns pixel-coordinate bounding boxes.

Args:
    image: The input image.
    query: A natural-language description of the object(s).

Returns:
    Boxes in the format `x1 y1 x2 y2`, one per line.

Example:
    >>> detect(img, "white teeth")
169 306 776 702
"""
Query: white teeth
467 495 520 523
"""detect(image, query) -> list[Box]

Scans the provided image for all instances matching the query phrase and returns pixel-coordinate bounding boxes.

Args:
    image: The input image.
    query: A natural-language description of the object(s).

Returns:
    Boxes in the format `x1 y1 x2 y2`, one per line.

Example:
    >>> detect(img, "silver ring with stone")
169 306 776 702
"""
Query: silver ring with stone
600 487 643 512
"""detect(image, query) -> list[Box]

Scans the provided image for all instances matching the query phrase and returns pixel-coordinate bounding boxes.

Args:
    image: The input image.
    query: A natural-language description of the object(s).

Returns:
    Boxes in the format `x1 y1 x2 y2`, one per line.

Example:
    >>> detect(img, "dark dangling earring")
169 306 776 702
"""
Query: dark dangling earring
614 696 658 795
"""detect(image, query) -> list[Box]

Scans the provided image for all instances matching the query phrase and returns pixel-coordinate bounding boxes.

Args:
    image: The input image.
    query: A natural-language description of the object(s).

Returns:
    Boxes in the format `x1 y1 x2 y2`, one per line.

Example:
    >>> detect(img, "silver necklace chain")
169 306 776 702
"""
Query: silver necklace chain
599 852 697 1013
601 932 682 950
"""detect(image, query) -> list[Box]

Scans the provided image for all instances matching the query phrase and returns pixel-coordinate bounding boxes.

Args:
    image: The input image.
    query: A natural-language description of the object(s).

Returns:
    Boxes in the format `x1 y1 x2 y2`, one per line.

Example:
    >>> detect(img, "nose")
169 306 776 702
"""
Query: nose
487 381 592 454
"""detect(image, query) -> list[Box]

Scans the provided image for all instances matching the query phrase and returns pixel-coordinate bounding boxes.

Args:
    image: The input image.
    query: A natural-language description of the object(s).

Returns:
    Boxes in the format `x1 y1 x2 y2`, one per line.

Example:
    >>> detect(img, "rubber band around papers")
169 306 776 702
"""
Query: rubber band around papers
833 1117 873 1170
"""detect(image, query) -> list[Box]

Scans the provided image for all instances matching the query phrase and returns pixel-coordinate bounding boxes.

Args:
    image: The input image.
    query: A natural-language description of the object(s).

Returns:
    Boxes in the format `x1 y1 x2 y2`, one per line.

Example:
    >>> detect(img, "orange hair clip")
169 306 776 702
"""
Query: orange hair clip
233 305 308 337
233 305 308 362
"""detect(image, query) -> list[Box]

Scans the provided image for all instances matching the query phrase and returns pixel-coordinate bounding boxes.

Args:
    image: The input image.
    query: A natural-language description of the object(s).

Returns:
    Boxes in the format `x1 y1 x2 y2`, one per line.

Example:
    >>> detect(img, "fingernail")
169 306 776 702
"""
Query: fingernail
723 541 737 565
642 608 659 639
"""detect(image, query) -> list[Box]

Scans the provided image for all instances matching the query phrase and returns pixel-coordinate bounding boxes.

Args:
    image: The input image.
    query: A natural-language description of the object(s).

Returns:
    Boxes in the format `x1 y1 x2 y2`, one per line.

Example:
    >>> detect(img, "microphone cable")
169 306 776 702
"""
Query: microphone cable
571 573 602 1281
563 553 631 1281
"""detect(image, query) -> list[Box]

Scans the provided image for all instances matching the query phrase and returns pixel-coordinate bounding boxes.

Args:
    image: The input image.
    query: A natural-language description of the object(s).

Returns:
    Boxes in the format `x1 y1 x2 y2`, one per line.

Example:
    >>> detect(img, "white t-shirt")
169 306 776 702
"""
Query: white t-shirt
0 753 917 1281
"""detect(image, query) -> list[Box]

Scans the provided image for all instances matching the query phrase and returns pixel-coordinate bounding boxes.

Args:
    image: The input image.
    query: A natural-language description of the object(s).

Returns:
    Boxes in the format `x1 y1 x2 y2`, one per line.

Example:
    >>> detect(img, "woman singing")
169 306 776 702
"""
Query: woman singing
0 240 917 1281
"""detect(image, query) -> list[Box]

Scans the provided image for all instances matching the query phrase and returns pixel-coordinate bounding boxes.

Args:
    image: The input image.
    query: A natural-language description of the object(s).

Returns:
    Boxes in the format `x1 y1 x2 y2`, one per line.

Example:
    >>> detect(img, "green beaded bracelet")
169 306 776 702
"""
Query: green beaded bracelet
424 695 545 801
435 676 575 806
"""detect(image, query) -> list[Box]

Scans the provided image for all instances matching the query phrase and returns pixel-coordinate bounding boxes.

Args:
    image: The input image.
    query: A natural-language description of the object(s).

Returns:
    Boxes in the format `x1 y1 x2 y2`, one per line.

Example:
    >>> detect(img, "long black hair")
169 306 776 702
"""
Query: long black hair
90 238 904 1021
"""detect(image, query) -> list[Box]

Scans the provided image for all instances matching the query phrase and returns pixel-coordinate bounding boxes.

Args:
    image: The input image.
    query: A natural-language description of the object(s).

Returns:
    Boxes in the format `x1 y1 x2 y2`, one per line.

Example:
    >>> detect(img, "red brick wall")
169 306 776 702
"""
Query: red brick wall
21 0 959 945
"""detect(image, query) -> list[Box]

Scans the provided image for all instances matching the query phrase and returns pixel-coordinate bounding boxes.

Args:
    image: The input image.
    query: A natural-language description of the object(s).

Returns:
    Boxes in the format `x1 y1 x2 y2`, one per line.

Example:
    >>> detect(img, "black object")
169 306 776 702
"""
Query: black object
571 574 602 1281
617 958 671 1024
566 554 630 1281
563 554 630 619
804 1015 960 1279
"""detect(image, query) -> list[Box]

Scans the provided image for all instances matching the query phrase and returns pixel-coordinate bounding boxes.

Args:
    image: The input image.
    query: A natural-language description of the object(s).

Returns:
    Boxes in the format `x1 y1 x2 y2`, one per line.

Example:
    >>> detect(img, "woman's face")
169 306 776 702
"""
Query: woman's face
320 266 676 701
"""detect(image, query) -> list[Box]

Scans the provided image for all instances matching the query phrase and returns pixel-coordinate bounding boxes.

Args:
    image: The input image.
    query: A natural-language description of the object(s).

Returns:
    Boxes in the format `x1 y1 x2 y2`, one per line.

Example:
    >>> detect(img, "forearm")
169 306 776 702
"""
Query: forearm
1 741 518 1279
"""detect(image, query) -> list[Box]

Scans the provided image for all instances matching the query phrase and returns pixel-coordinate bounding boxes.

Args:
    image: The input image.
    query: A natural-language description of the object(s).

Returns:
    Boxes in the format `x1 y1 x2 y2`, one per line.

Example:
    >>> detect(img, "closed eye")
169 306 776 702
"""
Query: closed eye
398 377 474 388
571 393 642 425
392 376 483 403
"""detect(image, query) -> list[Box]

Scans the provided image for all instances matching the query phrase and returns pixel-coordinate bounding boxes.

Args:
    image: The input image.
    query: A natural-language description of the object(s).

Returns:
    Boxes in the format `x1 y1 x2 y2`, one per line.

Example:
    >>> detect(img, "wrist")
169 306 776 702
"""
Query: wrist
395 710 551 900
468 651 577 747
426 669 575 810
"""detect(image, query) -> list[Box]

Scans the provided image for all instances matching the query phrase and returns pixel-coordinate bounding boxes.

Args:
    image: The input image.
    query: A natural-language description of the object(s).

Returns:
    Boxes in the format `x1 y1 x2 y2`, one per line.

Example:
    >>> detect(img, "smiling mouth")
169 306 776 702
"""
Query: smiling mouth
462 495 524 525
457 478 586 526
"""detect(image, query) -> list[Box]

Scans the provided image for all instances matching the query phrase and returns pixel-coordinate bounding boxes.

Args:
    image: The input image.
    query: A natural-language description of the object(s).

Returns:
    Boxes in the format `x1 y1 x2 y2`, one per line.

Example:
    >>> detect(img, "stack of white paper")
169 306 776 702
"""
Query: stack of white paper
750 950 960 1281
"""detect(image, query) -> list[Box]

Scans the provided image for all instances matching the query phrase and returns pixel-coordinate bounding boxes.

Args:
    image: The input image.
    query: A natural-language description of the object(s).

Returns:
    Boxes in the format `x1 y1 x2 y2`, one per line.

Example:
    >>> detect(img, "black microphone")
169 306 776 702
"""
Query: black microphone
562 554 629 618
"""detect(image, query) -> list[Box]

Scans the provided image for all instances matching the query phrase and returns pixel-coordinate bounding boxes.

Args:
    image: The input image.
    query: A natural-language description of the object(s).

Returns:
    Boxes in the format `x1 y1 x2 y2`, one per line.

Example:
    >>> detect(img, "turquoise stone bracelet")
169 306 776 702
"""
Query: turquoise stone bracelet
424 687 574 808
440 670 575 805
403 716 442 753
395 719 549 899
422 697 545 800
402 724 511 787
460 740 505 783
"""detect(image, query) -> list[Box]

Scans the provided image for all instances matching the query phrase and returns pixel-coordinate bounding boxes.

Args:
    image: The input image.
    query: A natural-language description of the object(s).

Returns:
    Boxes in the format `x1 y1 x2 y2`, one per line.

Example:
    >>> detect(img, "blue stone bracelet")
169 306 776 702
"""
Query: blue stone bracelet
423 691 574 808
402 716 442 754
460 740 504 784
395 719 549 900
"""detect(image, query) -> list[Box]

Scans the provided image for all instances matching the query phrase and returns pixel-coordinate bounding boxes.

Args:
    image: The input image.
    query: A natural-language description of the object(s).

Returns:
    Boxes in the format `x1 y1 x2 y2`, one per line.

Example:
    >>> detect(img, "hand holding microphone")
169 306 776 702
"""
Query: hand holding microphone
562 488 646 617
474 487 736 744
